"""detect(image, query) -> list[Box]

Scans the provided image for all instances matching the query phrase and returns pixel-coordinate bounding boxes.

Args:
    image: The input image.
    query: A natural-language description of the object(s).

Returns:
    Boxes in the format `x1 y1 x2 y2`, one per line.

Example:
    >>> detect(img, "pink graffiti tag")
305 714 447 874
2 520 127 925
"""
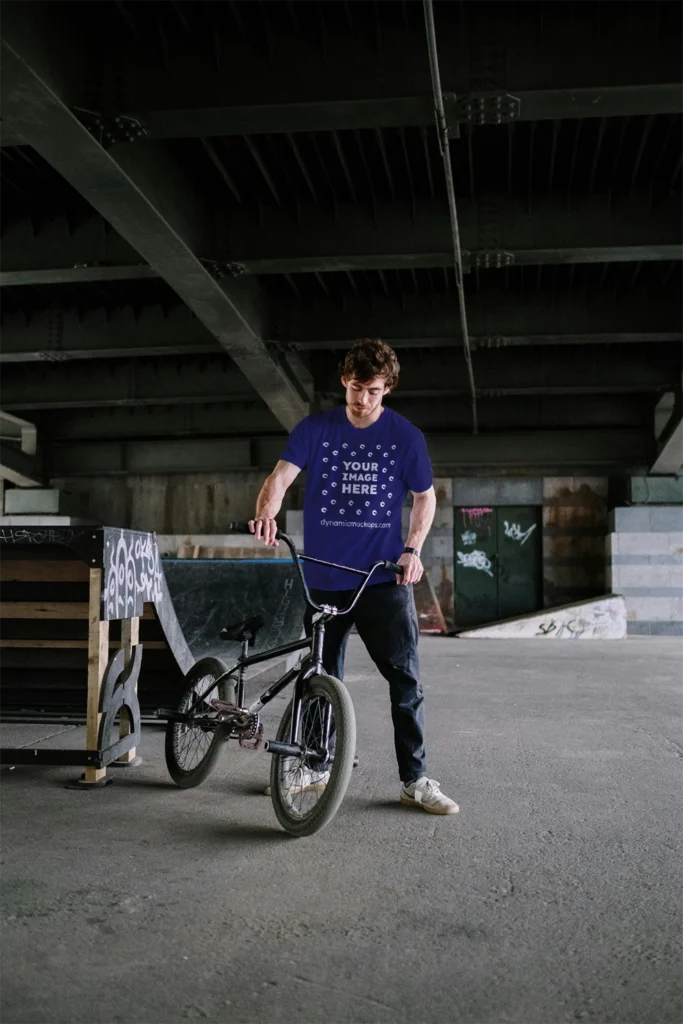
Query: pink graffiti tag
462 507 493 525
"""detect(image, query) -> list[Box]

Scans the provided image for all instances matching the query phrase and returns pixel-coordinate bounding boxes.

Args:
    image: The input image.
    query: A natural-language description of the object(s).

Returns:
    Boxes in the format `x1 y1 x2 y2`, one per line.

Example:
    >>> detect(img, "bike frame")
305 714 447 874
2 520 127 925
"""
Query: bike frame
178 531 400 749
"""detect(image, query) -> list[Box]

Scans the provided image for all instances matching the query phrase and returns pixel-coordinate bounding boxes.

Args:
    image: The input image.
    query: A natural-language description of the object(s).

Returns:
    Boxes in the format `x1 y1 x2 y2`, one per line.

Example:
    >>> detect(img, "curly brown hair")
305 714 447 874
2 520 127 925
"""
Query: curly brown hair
338 338 400 390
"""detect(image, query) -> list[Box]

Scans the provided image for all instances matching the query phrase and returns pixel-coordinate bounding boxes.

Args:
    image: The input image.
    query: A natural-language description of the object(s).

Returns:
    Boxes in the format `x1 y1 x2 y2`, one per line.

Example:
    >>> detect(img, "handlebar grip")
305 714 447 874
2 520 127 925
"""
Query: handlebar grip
384 560 405 576
229 520 281 539
228 521 252 535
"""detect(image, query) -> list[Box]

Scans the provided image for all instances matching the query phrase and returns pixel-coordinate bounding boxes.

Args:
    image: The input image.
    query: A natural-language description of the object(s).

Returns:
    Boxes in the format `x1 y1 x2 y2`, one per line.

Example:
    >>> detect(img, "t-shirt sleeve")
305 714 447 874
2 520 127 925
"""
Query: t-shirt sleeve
403 429 433 493
280 417 311 470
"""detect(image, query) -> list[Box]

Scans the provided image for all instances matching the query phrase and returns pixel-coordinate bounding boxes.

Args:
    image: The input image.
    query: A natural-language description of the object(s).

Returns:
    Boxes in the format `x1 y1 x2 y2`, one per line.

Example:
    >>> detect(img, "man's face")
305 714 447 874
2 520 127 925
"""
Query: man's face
341 374 390 418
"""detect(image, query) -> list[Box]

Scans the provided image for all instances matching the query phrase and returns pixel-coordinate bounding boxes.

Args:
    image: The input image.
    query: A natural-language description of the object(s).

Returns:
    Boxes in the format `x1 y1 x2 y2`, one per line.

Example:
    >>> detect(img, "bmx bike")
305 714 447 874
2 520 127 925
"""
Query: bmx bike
158 522 403 838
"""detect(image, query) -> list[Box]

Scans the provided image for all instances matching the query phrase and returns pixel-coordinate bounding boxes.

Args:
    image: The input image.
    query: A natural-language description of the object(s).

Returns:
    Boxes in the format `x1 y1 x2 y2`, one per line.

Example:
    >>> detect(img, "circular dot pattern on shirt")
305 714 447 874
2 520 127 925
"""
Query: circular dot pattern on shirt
317 438 407 521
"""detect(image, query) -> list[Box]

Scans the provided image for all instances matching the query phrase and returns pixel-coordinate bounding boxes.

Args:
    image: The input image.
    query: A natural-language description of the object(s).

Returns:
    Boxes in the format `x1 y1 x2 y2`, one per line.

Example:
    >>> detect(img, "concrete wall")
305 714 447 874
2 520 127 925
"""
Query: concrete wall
50 473 305 534
49 471 610 630
449 476 608 610
407 478 454 630
542 477 608 608
607 506 683 636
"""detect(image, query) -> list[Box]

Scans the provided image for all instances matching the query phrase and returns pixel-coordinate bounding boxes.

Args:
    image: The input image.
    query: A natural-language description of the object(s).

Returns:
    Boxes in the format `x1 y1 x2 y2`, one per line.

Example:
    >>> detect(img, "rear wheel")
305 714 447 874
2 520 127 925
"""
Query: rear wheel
165 657 232 788
269 673 356 838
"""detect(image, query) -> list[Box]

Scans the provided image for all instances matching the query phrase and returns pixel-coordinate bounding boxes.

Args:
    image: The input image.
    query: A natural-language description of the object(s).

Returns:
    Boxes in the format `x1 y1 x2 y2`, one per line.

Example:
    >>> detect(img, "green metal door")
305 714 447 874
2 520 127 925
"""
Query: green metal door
454 506 542 629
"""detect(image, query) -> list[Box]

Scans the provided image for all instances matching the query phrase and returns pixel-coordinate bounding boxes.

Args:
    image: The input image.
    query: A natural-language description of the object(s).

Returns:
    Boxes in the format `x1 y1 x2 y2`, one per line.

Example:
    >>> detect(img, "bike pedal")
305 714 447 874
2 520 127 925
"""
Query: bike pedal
210 698 239 714
239 722 264 751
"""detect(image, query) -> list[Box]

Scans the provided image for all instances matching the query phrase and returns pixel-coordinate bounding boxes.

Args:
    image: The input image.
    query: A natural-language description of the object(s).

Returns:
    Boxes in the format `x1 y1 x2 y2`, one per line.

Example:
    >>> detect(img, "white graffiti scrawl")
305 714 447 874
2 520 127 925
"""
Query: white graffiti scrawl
457 549 494 577
503 521 537 545
461 530 477 546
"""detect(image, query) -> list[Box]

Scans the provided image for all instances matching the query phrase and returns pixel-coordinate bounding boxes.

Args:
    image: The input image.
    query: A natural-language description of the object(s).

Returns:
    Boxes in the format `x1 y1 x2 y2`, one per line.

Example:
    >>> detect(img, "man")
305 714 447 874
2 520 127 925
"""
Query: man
250 338 458 815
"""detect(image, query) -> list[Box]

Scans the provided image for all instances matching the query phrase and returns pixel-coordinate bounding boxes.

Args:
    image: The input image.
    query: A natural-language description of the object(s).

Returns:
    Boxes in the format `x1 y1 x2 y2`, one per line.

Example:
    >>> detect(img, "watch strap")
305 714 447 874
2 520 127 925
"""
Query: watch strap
403 546 420 557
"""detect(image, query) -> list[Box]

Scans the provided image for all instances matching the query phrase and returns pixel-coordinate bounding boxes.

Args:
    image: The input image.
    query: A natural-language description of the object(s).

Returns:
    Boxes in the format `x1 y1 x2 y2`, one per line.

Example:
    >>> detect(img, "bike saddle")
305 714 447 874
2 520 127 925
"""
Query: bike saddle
219 614 265 646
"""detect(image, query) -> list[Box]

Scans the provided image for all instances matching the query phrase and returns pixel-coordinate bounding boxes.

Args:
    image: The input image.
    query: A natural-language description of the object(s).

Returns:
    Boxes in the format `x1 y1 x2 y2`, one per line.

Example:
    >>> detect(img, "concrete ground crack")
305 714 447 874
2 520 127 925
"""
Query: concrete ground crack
293 974 396 1012
11 725 78 749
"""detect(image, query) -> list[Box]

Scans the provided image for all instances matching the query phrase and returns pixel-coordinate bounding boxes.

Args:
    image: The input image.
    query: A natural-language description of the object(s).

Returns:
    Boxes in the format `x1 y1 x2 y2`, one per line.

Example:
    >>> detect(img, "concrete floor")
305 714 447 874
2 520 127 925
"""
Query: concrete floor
1 637 681 1024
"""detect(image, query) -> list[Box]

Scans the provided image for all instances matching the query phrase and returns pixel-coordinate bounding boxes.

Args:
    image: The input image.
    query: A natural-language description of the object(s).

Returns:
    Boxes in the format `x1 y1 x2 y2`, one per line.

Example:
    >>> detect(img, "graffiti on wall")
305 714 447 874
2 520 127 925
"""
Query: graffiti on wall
503 521 537 545
535 604 622 639
461 508 493 526
461 530 477 547
456 549 494 578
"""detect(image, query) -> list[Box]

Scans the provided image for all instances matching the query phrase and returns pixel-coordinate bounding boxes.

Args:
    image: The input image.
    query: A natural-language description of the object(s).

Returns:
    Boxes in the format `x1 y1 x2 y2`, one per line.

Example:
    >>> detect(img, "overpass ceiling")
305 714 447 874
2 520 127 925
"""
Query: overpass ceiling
0 0 681 475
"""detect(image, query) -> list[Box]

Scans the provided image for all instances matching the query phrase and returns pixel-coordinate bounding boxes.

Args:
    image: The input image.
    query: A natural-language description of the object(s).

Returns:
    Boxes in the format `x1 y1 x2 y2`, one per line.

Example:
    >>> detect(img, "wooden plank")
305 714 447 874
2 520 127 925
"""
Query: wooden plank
117 616 140 763
0 560 90 583
0 639 166 649
0 601 155 619
0 601 90 619
85 568 108 784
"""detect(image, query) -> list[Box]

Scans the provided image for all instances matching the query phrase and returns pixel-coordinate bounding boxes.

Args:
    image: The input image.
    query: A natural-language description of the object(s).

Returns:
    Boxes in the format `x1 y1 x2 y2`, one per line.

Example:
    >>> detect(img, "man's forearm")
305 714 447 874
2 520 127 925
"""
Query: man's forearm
406 489 437 552
255 473 287 520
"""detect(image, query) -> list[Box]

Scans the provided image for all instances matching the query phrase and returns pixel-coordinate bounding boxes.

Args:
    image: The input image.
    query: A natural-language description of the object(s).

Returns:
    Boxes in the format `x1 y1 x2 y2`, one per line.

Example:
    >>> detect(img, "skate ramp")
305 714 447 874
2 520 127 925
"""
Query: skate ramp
457 594 627 639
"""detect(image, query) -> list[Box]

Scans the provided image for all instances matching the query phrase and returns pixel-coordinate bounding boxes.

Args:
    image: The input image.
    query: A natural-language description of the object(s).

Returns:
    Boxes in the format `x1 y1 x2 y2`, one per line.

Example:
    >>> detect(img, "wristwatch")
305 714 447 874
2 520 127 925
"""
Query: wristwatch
403 546 421 557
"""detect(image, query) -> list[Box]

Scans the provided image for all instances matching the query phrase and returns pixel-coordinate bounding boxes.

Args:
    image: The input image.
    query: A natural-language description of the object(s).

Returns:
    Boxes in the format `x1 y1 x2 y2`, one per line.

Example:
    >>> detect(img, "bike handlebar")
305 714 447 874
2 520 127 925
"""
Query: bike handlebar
229 521 278 539
228 521 404 616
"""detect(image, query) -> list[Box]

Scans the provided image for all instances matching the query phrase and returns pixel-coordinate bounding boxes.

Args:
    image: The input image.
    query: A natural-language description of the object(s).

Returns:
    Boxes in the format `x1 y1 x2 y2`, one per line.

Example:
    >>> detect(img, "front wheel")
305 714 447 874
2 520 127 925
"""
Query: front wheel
270 673 356 838
165 656 232 788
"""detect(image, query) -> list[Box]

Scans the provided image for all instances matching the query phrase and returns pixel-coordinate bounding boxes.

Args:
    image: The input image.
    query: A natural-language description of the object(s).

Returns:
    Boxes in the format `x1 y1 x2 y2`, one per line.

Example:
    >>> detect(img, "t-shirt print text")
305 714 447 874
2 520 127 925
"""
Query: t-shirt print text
319 439 397 521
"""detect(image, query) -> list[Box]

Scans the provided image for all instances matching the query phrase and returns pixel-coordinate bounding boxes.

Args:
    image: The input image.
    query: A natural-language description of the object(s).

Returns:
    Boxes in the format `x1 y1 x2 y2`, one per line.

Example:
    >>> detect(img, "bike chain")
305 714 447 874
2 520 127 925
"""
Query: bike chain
209 699 263 751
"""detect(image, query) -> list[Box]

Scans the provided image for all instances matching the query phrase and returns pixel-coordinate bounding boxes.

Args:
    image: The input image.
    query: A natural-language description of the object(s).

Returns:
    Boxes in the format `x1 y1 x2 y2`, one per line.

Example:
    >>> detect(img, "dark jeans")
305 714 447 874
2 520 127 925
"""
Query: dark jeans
305 582 426 784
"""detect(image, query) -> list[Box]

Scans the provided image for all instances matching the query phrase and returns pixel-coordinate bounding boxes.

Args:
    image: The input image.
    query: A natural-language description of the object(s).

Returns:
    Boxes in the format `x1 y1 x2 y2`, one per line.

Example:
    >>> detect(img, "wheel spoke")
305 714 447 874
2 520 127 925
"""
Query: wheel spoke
172 675 219 773
275 691 335 820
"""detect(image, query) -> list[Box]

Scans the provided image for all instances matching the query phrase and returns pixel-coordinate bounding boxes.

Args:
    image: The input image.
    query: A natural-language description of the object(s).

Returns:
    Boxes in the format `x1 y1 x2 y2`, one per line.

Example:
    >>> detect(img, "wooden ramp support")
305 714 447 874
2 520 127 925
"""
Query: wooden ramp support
86 568 109 785
0 526 194 786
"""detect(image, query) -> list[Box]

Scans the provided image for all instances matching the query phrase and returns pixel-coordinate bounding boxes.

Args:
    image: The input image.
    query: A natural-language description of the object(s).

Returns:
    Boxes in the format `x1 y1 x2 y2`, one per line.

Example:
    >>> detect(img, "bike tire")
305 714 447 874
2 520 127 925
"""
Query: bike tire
270 673 356 838
165 656 232 789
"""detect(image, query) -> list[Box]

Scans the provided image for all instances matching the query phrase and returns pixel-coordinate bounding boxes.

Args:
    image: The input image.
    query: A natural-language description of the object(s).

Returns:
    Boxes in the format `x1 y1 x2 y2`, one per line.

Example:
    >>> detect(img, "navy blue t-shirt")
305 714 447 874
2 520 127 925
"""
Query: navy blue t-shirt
281 405 433 590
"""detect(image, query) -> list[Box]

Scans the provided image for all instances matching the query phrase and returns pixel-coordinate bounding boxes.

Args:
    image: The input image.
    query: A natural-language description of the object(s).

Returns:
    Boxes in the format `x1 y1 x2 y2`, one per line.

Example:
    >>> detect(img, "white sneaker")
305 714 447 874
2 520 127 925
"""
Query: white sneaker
263 768 330 797
400 777 459 815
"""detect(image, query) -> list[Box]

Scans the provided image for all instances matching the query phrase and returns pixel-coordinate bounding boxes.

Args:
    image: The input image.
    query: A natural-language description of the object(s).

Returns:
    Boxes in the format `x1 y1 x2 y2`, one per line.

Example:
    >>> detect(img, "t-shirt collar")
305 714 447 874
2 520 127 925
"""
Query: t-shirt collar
338 404 388 432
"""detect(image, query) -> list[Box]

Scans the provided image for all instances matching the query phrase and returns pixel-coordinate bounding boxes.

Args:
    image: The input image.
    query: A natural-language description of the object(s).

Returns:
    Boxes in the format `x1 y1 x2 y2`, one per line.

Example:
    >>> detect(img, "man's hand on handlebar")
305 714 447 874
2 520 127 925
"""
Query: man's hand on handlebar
249 517 279 547
397 550 423 586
